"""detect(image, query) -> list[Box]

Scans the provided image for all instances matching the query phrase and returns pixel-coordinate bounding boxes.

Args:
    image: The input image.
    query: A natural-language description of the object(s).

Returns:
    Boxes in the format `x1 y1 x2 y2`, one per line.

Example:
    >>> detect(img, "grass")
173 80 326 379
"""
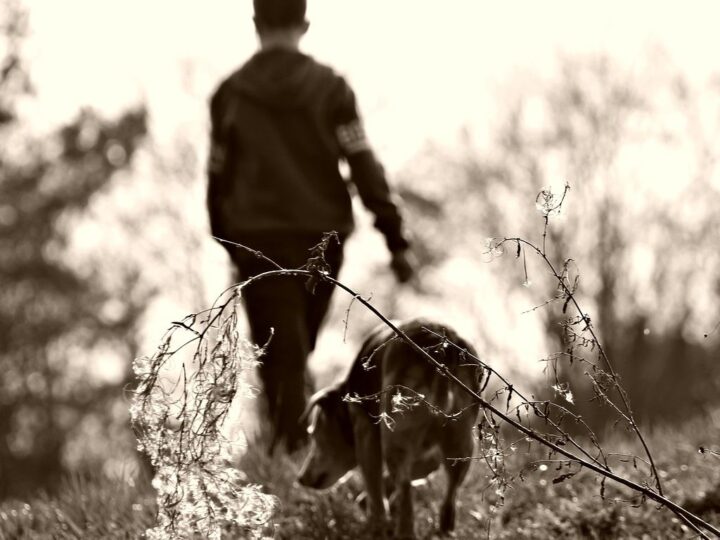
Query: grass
0 473 156 540
2 414 720 539
241 414 720 540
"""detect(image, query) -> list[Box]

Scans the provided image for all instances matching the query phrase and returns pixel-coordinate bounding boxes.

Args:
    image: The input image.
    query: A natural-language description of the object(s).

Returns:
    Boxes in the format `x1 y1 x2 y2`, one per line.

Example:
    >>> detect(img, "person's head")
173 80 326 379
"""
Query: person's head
253 0 309 50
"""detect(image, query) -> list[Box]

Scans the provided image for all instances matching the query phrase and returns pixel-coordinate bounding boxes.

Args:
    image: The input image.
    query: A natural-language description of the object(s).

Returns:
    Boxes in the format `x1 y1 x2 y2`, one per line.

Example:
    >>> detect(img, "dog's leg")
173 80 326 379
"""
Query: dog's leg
439 423 474 533
439 458 469 533
350 411 387 535
384 430 419 539
394 476 414 539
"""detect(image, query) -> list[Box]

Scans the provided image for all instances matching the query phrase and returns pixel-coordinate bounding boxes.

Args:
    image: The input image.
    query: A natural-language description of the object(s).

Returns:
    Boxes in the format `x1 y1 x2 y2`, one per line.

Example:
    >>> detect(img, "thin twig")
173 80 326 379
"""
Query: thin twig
501 236 664 497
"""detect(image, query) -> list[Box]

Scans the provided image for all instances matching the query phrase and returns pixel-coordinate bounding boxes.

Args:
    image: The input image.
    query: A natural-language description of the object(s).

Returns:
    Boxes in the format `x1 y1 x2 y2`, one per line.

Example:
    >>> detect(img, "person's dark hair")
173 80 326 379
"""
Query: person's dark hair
253 0 307 29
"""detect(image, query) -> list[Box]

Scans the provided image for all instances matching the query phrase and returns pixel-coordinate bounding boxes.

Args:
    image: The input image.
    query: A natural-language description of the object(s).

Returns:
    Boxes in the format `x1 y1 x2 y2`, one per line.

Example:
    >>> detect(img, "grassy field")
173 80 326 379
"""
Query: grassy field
2 414 720 539
0 473 156 540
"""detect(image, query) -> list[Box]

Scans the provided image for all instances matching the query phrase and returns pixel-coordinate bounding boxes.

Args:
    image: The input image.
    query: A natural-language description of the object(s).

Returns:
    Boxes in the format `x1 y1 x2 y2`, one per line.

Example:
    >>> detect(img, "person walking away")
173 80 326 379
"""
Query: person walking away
207 0 414 453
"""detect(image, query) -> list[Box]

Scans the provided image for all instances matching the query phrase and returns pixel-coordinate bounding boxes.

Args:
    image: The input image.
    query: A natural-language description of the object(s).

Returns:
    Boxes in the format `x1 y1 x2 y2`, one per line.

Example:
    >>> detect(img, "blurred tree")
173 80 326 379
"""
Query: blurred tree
396 54 720 428
0 107 148 496
0 2 148 496
0 0 32 126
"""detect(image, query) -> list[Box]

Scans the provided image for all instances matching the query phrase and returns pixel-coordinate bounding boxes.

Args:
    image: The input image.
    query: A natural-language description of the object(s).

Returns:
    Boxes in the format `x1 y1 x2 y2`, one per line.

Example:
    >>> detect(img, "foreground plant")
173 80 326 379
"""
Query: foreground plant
478 183 717 537
130 291 276 540
131 187 719 537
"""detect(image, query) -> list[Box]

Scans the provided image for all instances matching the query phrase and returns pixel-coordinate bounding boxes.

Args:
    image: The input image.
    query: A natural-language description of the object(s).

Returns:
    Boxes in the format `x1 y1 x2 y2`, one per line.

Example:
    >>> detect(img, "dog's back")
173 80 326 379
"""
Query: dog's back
381 320 479 416
346 319 480 423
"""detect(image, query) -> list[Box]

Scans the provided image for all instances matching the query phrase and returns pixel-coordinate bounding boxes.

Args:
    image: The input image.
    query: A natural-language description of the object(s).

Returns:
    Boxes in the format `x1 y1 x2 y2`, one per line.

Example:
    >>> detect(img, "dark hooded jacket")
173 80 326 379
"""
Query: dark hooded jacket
207 48 409 252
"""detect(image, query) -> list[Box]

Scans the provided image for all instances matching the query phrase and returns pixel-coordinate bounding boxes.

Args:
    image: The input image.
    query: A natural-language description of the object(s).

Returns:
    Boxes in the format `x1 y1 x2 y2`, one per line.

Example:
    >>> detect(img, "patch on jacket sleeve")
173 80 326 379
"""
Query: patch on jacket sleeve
207 140 226 174
337 119 370 155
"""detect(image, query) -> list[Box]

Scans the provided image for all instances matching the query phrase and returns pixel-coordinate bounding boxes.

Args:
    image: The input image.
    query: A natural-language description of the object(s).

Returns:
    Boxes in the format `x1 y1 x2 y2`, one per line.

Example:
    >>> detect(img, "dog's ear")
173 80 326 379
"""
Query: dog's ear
299 388 328 426
299 384 342 425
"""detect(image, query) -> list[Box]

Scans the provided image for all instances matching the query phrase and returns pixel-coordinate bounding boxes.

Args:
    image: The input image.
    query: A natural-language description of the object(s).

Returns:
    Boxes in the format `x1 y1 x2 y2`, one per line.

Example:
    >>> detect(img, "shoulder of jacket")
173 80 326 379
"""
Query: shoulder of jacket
304 55 349 90
211 54 260 101
209 76 234 114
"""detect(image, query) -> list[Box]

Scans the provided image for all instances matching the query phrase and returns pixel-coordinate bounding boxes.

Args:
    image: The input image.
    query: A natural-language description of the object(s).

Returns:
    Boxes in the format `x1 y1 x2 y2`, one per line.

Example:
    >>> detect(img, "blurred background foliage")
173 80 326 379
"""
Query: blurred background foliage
390 53 720 430
2 0 720 500
0 1 215 498
0 3 147 496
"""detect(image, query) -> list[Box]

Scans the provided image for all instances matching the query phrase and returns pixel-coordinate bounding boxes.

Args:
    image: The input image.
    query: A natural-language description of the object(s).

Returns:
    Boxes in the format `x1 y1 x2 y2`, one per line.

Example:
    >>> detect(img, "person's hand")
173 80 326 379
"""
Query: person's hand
390 249 416 284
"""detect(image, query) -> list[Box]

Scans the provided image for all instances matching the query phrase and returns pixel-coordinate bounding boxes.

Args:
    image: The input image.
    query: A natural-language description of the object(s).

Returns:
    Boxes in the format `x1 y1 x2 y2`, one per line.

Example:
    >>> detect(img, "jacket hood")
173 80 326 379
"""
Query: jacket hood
231 49 334 109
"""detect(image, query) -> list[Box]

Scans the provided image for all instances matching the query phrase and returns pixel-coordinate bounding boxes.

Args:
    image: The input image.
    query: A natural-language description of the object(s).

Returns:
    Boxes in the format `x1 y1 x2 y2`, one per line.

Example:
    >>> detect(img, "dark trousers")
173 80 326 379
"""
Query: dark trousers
228 233 344 452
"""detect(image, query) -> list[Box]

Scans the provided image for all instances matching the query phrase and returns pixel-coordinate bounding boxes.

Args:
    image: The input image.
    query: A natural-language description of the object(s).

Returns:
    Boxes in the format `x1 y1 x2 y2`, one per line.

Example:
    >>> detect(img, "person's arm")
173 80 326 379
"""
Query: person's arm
333 80 413 281
345 149 408 252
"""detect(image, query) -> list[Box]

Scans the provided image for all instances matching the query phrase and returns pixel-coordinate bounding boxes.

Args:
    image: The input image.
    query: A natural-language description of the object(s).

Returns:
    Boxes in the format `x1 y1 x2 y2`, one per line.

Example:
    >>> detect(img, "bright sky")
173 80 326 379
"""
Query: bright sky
24 0 720 171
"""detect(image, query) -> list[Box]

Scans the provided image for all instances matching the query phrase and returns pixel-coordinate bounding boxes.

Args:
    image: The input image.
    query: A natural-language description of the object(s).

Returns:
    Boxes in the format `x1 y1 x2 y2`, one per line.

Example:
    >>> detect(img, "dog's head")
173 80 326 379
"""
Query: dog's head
297 384 357 490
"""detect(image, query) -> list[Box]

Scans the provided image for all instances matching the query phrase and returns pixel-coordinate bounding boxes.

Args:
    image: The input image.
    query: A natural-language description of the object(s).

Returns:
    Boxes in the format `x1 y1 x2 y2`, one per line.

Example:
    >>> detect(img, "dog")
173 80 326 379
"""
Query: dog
297 318 482 539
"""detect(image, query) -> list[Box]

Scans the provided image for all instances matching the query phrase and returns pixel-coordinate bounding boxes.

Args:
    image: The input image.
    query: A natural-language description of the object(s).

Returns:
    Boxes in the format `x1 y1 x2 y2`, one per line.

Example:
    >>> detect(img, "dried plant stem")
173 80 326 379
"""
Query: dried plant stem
504 237 663 497
228 265 717 538
325 275 715 538
422 327 610 472
182 239 715 537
